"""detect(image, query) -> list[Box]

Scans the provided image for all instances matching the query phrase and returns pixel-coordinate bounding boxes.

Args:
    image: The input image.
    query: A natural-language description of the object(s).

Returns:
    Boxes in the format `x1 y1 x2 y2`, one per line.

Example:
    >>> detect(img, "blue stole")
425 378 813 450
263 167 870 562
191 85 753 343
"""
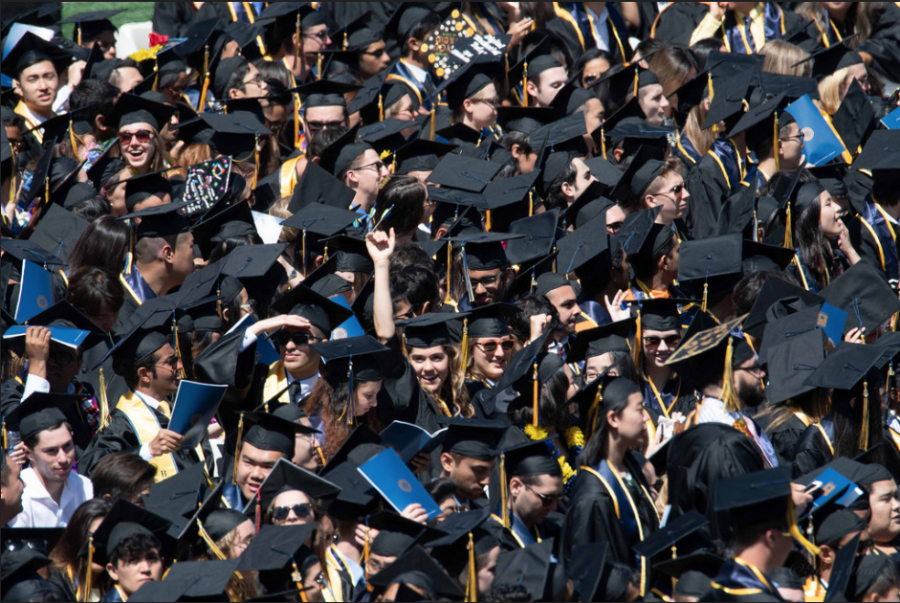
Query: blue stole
222 481 246 512
557 3 627 54
389 61 438 112
712 559 782 599
676 131 701 165
123 266 157 305
469 3 504 36
101 585 127 602
510 512 539 547
711 139 742 191
723 3 786 54
596 459 641 554
577 299 613 328
861 198 899 279
641 377 680 418
792 248 823 294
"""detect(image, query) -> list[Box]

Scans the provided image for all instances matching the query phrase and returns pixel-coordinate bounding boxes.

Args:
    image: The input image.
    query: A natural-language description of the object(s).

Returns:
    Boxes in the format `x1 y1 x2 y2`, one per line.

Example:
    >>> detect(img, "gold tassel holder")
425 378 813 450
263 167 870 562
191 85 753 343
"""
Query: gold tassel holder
499 453 510 528
465 533 477 602
859 379 870 451
722 338 738 412
532 361 540 428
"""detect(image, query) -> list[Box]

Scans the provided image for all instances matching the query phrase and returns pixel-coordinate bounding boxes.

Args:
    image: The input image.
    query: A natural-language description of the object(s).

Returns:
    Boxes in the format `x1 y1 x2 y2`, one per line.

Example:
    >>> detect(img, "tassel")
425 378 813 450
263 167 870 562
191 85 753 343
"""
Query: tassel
499 453 510 528
83 536 94 603
753 209 759 242
233 413 245 484
722 338 738 412
465 533 477 602
317 54 323 81
522 61 529 106
363 524 373 592
301 230 308 278
773 113 780 172
172 318 185 380
633 69 639 98
294 92 302 150
430 107 436 141
199 520 229 560
77 24 82 46
378 93 384 122
671 544 678 595
255 489 262 531
529 191 534 217
444 243 454 305
485 210 492 232
632 311 643 373
460 318 469 376
290 554 309 602
600 125 607 160
709 73 719 133
701 282 709 314
788 496 820 556
461 244 475 303
198 45 210 114
860 379 870 451
98 369 109 430
315 445 326 467
532 361 540 428
152 61 159 92
69 115 78 160
784 202 793 249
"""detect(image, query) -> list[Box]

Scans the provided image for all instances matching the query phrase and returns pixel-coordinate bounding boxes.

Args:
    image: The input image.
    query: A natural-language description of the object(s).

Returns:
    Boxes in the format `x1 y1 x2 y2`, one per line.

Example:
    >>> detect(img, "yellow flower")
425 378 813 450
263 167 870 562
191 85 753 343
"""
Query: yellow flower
129 45 163 63
563 426 585 449
524 424 549 441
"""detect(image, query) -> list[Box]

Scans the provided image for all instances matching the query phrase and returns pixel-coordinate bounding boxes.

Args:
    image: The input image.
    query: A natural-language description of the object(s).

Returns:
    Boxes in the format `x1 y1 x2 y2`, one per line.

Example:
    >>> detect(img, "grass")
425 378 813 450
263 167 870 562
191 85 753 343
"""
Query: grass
60 2 155 40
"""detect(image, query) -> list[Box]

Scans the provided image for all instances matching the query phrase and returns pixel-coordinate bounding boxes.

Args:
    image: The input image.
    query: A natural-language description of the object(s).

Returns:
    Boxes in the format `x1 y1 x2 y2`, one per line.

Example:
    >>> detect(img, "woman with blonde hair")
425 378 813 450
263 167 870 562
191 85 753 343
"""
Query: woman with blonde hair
190 507 259 602
649 45 698 121
670 71 717 166
816 47 871 116
759 40 813 77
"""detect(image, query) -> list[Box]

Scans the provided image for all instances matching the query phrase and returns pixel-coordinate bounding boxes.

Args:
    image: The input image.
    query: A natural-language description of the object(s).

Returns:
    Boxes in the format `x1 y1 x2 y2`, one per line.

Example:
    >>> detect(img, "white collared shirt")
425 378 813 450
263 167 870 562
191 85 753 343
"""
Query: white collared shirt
21 374 75 401
9 467 93 528
696 397 779 467
586 4 611 52
286 370 319 400
404 61 429 86
132 390 162 462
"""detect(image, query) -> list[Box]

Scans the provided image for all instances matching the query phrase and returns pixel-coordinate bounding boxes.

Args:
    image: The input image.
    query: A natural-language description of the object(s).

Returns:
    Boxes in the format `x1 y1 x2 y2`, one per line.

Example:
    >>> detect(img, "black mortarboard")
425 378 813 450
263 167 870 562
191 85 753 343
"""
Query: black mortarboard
393 139 454 175
794 38 864 81
358 118 414 158
302 256 353 300
294 78 361 109
367 512 447 558
385 3 440 45
120 199 191 240
123 171 174 214
633 510 712 564
500 440 562 478
533 272 571 298
60 9 124 42
320 425 383 476
430 193 486 236
803 342 883 392
141 462 215 525
62 182 98 210
639 298 683 332
25 110 94 147
0 548 52 596
429 154 501 194
319 126 372 179
743 274 824 340
702 75 752 130
2 32 73 78
281 203 359 264
239 411 311 459
496 106 556 135
245 459 341 521
549 82 597 119
436 416 504 461
28 204 88 264
79 500 172 566
438 60 501 110
556 215 614 277
85 142 124 189
102 307 172 374
764 329 827 405
329 11 382 51
508 34 562 85
742 239 796 274
271 283 354 335
482 170 542 232
449 231 519 272
311 335 389 383
504 209 561 268
190 200 257 261
368 544 465 601
256 2 323 29
567 319 635 364
160 559 240 601
104 93 176 131
531 113 589 162
676 233 744 294
808 163 849 199
288 160 357 214
832 79 876 155
220 243 288 305
727 92 793 151
820 262 900 334
400 312 467 349
816 508 867 548
465 302 515 339
714 465 795 528
18 143 54 210
493 539 562 602
617 208 674 263
665 314 754 380
321 234 374 273
670 68 712 117
4 393 76 441
852 130 900 172
425 508 505 575
324 461 381 518
235 523 318 573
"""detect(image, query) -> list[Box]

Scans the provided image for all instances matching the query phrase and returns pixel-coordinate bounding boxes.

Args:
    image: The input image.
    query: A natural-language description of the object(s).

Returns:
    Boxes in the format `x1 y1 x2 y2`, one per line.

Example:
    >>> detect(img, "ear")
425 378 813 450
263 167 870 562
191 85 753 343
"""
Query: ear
462 98 475 116
162 241 176 263
525 80 538 97
440 452 456 474
561 181 575 198
509 476 523 496
644 194 658 210
106 562 120 582
819 544 835 565
702 97 712 112
657 253 669 274
407 37 421 53
606 409 619 430
418 301 431 316
510 143 523 159
613 148 625 163
228 88 239 99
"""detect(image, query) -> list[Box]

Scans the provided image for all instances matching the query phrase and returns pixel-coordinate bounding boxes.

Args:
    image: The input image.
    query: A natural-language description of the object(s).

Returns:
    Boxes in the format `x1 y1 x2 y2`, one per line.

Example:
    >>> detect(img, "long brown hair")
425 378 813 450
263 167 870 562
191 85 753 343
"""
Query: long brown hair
682 99 717 158
649 45 697 98
50 499 114 598
413 344 474 418
304 365 380 460
796 2 872 47
756 389 830 432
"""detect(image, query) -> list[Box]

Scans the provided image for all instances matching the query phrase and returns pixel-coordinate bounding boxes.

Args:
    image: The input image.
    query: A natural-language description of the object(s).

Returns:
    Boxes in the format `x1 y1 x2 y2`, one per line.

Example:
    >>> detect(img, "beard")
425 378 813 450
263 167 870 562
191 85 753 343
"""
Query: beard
737 379 767 413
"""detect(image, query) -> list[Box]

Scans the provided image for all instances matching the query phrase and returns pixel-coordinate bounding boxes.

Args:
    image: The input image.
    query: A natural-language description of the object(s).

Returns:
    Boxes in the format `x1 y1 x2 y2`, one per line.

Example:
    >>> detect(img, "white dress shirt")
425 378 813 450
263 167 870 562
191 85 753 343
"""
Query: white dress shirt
586 4 611 52
9 467 93 528
696 397 779 467
132 390 163 462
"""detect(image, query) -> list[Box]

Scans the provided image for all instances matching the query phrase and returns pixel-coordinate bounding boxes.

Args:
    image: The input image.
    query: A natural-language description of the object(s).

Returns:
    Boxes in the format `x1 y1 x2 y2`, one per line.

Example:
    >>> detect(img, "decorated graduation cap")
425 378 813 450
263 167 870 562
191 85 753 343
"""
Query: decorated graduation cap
271 283 354 336
104 92 175 131
436 416 504 462
714 465 818 555
794 38 864 81
496 106 556 136
368 544 465 601
3 393 77 442
2 32 74 78
820 261 900 334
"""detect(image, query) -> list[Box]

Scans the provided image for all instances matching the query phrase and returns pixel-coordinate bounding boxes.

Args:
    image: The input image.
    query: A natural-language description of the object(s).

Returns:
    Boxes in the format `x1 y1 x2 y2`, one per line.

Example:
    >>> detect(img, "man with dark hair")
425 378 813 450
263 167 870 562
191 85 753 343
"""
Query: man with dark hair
69 79 120 143
496 442 565 548
91 452 156 506
387 5 443 112
6 394 93 527
437 418 504 510
4 33 71 142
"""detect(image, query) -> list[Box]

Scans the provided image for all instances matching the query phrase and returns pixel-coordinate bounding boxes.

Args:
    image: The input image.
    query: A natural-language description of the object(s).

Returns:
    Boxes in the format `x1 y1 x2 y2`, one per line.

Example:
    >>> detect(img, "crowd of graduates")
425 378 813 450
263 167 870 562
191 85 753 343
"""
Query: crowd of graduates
3 1 900 601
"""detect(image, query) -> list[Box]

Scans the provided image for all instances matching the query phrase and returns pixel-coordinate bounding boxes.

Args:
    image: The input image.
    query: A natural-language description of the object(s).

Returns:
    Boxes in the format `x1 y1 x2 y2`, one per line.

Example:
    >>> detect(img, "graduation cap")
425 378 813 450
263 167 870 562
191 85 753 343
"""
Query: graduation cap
2 32 74 78
400 312 467 349
669 68 712 117
820 261 900 334
384 2 441 46
676 233 745 306
425 508 505 582
492 539 562 602
556 214 615 277
320 424 383 476
271 283 354 336
549 82 597 119
318 125 371 178
815 508 867 548
281 203 360 273
287 160 357 214
832 79 876 155
141 462 216 526
18 142 54 210
727 92 794 164
702 75 752 131
190 200 257 261
504 209 561 268
79 500 172 567
294 78 362 109
104 93 176 132
808 163 849 199
429 154 501 194
235 523 318 576
436 59 502 111
358 118 415 160
256 2 324 29
158 559 241 601
368 544 465 601
302 256 353 300
616 208 674 265
123 171 175 214
324 461 381 518
3 393 78 441
793 37 864 81
329 10 382 52
60 9 124 45
310 335 389 385
220 243 288 306
741 240 796 274
28 204 88 264
567 319 635 364
482 171 542 232
242 459 340 528
436 416 504 462
321 234 374 274
0 548 52 599
393 139 454 175
633 510 713 567
366 510 447 559
25 109 93 150
764 329 828 405
234 411 313 474
120 199 191 241
496 106 556 136
531 113 590 163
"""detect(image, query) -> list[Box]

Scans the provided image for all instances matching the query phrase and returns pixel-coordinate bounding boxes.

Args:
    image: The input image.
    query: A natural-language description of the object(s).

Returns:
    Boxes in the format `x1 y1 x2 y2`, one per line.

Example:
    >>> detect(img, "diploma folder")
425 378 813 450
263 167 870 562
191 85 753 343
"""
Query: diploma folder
168 380 228 449
3 325 89 349
357 449 443 520
379 421 449 465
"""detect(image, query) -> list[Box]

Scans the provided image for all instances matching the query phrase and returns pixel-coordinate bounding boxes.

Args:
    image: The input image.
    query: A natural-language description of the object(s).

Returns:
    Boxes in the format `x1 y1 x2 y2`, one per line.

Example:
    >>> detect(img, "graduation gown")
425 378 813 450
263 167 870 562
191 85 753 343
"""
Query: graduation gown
547 2 632 63
684 151 733 240
1 378 96 459
858 3 900 82
846 197 900 283
791 421 835 479
562 450 659 591
755 411 809 466
77 391 213 478
707 558 783 602
650 2 709 46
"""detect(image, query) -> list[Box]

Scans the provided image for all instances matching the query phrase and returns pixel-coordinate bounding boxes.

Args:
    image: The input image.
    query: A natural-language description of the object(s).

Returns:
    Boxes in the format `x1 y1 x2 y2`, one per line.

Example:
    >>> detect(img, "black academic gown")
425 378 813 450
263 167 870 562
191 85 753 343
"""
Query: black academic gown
77 392 213 477
1 378 95 459
684 153 733 241
883 425 900 483
858 3 900 82
704 559 782 602
792 422 834 478
650 2 710 46
755 412 807 466
562 450 659 591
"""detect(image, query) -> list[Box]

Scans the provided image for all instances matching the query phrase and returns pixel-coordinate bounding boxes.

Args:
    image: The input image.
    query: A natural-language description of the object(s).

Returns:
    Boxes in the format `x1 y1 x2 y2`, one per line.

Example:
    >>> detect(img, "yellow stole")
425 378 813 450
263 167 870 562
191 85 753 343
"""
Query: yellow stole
115 391 180 481
263 361 292 405
280 155 305 199
323 546 350 603
15 101 42 143
804 575 827 602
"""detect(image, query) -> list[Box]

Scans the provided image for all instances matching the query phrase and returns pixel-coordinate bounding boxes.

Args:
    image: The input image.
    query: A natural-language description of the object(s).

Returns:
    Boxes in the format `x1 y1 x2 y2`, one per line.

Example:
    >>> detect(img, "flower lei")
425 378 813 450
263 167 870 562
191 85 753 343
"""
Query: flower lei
523 424 585 493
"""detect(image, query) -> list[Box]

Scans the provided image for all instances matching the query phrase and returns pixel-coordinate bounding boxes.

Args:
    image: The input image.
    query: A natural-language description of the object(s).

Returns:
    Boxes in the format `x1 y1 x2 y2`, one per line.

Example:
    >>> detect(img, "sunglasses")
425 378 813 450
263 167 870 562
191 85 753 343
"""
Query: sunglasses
277 331 319 347
525 484 560 507
119 129 154 144
271 503 313 521
476 340 516 353
643 335 681 348
303 30 329 41
306 120 346 132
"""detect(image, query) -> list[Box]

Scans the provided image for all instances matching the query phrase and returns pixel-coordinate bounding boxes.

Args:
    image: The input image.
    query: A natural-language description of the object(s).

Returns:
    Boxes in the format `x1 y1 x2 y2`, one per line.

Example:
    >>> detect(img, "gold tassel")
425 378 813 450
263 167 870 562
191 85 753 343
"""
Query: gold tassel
632 312 642 372
98 368 109 430
82 537 94 603
670 544 678 595
363 527 373 592
198 520 228 560
485 210 492 232
460 318 469 375
587 388 603 440
77 25 82 47
784 202 793 249
632 69 639 98
294 92 302 150
291 555 309 602
255 489 262 531
69 115 78 160
529 191 534 217
301 230 308 278
444 243 454 305
317 54 323 80
600 125 607 160
701 282 709 314
860 379 870 451
722 338 738 412
378 93 384 122
499 453 510 528
430 107 436 141
532 361 540 428
709 73 719 133
465 533 477 602
788 496 820 556
773 113 780 172
522 61 529 106
233 413 245 484
198 45 210 114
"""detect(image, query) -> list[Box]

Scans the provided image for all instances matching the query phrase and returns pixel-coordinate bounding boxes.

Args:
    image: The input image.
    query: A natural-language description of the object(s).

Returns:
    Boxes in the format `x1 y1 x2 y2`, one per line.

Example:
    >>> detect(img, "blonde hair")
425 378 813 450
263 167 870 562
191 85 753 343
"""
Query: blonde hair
817 66 852 116
759 40 813 77
177 144 214 178
194 528 259 601
269 196 297 244
682 99 717 158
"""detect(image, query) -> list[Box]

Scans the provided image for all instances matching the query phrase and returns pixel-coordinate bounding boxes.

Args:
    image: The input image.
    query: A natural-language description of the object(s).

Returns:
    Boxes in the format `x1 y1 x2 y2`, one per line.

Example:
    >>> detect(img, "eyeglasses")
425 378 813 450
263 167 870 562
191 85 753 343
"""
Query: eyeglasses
468 273 502 288
277 331 321 347
476 340 516 354
352 160 386 173
119 129 154 144
303 30 330 41
736 365 766 377
156 356 180 371
394 308 415 321
525 484 560 507
471 97 501 108
362 48 389 57
237 75 266 89
780 132 805 143
306 120 346 132
271 503 313 521
667 181 688 195
643 335 681 348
